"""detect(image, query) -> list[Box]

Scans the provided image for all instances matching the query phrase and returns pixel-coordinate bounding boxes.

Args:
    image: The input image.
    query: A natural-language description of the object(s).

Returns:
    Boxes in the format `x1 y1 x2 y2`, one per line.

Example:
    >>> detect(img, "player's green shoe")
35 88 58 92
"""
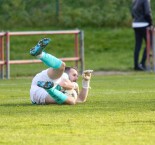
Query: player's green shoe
37 81 54 89
30 38 51 56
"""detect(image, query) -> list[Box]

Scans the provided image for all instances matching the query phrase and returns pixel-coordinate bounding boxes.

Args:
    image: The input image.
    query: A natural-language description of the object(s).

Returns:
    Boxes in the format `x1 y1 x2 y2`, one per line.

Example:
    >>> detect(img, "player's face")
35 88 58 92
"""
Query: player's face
68 68 78 82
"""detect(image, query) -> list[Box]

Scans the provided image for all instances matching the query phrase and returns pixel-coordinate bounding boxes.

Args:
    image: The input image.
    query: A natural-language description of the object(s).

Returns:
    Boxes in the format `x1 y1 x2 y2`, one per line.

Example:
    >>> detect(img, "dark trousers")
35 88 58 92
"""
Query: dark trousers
133 27 147 68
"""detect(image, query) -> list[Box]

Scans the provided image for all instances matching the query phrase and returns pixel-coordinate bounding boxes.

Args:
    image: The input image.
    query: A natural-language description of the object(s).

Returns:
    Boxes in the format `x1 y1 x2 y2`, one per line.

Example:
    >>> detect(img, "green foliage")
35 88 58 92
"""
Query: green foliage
0 0 154 29
0 0 57 29
1 74 155 145
62 0 132 27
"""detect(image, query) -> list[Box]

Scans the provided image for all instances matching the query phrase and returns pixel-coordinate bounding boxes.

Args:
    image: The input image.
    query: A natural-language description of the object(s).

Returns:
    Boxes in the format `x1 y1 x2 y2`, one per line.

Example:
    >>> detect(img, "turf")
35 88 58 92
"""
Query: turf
1 73 155 145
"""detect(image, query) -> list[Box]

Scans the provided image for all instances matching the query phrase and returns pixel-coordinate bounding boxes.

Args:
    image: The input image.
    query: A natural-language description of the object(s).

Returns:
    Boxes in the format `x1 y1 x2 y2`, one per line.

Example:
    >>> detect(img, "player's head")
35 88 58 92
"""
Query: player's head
65 67 78 82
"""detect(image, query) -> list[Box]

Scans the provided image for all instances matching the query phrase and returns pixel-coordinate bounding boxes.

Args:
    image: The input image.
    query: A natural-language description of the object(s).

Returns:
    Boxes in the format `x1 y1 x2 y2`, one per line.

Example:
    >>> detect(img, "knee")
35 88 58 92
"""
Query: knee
47 62 65 79
60 62 66 71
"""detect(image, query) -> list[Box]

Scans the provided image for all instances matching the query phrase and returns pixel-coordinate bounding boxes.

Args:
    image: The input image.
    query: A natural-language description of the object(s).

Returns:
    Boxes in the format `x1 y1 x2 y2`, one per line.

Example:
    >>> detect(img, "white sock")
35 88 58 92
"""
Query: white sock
82 80 90 89
36 52 43 59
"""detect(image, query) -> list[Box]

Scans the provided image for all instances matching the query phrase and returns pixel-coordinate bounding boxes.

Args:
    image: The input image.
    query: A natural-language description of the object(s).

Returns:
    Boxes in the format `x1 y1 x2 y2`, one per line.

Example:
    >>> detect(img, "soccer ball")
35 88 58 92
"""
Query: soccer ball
63 89 78 100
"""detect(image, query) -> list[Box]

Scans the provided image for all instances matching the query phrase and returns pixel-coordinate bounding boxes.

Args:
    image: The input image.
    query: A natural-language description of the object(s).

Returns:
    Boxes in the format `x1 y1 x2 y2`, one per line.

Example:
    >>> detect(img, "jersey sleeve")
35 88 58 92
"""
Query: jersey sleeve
61 72 69 80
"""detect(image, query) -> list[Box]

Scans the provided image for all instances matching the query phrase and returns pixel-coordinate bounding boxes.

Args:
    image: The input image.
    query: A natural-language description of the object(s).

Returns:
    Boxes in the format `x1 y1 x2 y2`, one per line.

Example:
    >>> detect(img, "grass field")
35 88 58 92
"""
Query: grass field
1 72 155 145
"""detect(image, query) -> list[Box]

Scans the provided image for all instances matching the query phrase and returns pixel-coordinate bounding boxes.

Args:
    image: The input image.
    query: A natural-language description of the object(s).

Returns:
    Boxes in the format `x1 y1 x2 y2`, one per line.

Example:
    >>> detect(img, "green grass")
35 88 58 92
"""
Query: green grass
2 27 145 77
1 73 155 145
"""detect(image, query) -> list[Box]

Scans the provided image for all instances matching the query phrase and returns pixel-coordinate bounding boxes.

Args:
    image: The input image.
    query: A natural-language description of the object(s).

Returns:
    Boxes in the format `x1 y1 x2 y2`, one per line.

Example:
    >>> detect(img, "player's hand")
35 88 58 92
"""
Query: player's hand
82 70 93 81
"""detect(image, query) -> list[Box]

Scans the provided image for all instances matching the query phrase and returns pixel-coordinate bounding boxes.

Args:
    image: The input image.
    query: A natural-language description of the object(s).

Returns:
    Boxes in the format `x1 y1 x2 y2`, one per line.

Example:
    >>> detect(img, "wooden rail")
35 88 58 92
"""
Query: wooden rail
146 27 155 71
0 30 84 79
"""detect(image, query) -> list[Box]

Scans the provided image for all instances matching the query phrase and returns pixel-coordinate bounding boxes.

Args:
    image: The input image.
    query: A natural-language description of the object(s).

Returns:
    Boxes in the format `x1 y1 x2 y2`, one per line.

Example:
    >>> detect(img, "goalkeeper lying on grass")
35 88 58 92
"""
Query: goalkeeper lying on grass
30 38 93 105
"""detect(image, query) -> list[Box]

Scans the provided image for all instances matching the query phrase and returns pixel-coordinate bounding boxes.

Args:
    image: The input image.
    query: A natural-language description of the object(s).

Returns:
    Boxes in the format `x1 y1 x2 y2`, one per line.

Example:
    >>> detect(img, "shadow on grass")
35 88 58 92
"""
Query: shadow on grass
82 99 155 112
0 103 34 107
1 99 155 112
115 120 155 125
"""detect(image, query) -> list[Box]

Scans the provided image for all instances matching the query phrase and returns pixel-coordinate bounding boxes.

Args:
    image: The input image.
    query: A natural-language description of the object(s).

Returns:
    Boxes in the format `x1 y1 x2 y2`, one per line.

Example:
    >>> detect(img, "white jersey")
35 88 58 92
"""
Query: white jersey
30 69 69 104
31 69 69 86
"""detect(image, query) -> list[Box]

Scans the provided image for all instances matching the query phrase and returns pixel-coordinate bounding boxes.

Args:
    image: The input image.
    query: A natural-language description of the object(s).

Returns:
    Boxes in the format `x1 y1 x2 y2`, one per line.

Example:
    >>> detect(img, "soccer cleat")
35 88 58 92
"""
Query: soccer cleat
30 38 51 56
38 38 51 48
37 81 54 89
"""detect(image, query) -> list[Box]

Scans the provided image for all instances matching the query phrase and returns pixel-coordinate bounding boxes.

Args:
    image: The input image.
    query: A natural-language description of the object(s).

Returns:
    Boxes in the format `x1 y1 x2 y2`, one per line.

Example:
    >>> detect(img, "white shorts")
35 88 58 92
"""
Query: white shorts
30 85 48 104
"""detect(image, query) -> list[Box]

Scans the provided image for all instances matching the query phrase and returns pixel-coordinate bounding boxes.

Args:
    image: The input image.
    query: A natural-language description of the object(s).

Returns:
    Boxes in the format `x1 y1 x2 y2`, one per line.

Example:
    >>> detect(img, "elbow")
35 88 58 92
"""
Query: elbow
70 102 76 105
76 98 86 103
67 100 76 105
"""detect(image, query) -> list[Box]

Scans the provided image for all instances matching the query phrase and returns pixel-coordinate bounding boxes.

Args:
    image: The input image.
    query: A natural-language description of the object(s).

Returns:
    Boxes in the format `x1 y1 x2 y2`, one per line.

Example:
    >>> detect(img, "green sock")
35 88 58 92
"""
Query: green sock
46 87 67 104
55 85 62 91
40 51 62 69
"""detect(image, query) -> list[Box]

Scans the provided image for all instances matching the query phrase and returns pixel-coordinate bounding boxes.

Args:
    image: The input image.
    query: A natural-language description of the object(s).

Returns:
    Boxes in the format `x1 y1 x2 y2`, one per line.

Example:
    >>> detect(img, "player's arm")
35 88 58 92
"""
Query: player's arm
76 70 93 103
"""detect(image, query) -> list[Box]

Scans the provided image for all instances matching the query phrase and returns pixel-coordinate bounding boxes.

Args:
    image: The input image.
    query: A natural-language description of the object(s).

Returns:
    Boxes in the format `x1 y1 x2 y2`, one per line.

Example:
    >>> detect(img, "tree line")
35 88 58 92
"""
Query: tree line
0 0 154 30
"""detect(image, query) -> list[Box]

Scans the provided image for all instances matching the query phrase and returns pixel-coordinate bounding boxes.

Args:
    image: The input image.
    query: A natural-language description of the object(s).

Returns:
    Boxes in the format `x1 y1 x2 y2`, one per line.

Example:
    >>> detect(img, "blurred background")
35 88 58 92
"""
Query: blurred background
0 0 135 28
0 0 155 77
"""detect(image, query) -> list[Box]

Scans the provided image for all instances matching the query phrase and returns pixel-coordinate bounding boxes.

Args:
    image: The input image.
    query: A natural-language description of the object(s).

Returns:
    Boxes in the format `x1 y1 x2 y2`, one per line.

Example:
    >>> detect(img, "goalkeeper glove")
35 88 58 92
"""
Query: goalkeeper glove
82 70 93 89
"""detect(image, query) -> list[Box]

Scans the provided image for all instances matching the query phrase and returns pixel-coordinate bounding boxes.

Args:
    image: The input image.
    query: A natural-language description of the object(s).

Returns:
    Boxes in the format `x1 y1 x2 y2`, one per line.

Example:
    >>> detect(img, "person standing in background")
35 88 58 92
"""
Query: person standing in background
131 0 153 71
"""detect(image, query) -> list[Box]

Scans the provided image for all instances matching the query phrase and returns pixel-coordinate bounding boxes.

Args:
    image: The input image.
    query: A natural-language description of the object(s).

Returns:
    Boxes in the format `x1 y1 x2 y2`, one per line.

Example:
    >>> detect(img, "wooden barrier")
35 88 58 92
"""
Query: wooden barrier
0 30 84 79
0 32 5 78
146 27 155 71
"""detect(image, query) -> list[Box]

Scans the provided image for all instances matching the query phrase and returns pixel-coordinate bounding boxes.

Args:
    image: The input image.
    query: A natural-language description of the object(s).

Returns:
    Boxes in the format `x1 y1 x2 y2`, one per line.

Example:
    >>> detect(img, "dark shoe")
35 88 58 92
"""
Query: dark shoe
37 81 54 89
140 63 146 70
134 64 145 71
38 38 51 48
